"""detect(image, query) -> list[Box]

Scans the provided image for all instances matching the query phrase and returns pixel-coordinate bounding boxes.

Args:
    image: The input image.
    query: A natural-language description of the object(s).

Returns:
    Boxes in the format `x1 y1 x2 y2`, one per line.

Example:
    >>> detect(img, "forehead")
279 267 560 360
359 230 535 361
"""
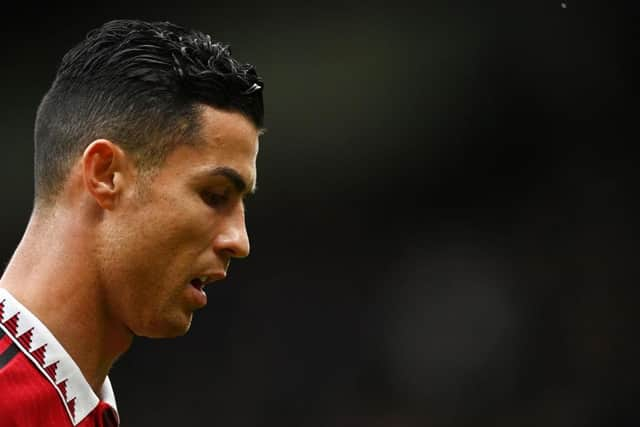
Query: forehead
156 106 259 190
195 106 260 149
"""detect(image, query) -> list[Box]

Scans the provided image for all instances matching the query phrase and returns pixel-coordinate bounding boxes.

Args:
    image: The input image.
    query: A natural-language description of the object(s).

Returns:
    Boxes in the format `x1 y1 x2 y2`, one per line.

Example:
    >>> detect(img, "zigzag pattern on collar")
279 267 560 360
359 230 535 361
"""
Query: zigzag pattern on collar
0 289 117 425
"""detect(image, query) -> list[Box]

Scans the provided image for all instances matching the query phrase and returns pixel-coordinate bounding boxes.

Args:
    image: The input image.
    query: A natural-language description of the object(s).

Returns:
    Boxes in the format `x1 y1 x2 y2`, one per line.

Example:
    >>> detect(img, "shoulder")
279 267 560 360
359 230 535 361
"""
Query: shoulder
0 336 72 426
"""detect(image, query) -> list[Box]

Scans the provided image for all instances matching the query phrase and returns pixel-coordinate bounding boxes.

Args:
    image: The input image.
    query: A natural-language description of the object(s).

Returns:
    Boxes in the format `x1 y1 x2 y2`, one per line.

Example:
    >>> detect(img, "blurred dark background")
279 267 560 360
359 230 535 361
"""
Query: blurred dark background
1 1 636 426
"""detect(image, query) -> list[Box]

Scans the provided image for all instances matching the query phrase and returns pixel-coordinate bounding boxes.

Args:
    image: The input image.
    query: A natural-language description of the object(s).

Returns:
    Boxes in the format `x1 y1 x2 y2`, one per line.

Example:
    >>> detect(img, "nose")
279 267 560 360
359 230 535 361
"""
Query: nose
213 204 250 259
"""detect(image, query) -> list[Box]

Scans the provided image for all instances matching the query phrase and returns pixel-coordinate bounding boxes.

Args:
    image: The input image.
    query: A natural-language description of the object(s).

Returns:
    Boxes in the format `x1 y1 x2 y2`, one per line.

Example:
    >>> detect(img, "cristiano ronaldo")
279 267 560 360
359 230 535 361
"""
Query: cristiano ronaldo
0 19 264 426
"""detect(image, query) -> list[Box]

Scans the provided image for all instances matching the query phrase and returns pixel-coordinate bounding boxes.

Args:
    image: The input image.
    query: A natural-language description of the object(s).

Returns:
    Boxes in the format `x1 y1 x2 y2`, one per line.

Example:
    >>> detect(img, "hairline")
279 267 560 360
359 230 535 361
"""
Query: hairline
34 104 261 208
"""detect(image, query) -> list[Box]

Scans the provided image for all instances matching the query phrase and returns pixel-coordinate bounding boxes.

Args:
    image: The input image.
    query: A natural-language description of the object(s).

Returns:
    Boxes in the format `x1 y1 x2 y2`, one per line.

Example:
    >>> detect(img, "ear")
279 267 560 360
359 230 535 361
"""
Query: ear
81 139 130 210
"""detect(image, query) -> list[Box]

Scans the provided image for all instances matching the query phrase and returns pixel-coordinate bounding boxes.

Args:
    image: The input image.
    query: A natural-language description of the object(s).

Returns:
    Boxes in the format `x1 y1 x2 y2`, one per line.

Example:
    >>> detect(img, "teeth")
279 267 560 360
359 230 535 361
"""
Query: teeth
199 276 208 284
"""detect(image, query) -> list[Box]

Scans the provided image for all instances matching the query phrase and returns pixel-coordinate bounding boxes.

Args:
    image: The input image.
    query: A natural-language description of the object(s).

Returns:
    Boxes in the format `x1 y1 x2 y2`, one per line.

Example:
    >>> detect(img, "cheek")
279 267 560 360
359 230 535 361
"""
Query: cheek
155 214 211 252
133 211 213 279
109 193 214 280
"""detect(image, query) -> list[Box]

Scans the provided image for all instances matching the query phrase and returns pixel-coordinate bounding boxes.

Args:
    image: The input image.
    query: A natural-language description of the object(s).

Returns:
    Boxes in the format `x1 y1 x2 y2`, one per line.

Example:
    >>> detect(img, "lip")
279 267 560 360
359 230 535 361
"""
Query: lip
199 271 227 286
189 271 227 290
186 271 226 309
187 282 208 308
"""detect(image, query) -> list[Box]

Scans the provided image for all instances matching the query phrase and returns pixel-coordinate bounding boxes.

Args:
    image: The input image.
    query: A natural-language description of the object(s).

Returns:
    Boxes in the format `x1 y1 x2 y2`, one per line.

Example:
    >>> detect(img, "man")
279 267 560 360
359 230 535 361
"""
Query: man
0 19 264 426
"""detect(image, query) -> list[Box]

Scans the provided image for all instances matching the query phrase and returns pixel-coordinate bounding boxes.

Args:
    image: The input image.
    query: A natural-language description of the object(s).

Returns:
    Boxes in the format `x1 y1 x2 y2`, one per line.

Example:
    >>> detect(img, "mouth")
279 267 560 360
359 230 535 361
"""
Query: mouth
189 273 225 292
190 276 208 292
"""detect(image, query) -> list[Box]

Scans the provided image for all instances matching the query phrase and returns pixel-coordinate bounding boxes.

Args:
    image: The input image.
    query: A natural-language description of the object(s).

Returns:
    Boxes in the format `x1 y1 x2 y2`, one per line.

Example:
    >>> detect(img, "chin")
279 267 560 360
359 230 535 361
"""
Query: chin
136 314 193 338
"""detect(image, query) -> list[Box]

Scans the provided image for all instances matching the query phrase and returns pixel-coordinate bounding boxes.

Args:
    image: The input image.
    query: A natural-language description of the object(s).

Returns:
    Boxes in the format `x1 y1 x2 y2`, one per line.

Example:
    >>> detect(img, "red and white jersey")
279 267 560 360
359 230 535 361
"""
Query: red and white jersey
0 288 119 426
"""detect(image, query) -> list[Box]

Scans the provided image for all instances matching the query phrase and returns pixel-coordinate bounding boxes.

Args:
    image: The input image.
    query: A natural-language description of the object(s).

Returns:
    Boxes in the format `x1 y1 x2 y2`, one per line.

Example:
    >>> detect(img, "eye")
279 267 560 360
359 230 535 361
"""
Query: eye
202 191 228 207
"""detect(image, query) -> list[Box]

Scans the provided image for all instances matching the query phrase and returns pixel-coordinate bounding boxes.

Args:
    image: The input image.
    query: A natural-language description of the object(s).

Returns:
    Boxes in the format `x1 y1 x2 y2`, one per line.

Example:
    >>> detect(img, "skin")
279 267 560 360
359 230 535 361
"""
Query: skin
0 105 258 393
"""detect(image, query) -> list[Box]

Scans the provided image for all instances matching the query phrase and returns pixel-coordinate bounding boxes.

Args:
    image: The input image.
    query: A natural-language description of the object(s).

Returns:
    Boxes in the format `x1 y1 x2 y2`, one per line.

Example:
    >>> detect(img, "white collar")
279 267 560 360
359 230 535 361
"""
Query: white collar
0 288 119 425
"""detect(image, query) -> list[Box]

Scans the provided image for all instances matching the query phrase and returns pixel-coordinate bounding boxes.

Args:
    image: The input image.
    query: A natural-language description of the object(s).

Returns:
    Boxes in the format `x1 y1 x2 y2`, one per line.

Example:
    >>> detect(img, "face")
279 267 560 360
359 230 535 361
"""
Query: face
99 106 259 338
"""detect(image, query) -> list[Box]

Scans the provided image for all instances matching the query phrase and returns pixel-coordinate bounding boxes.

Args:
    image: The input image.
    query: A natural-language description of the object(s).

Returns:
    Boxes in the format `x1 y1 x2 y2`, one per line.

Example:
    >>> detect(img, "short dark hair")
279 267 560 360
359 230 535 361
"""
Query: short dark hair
34 19 264 205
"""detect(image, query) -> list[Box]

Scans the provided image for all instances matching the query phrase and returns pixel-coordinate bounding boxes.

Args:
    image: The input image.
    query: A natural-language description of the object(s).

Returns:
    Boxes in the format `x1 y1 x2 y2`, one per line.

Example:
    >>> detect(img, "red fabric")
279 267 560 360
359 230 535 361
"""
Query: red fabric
0 352 116 426
0 335 10 354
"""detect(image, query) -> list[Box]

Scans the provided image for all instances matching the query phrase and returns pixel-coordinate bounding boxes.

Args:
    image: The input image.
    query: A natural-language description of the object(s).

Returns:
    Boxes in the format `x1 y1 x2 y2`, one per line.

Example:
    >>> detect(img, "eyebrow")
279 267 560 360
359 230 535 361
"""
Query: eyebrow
206 166 256 195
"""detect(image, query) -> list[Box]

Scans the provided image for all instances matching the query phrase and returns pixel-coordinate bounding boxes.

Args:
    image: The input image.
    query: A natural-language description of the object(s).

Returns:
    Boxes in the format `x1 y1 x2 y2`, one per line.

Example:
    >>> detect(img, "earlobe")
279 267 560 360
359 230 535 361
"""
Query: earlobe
82 139 126 210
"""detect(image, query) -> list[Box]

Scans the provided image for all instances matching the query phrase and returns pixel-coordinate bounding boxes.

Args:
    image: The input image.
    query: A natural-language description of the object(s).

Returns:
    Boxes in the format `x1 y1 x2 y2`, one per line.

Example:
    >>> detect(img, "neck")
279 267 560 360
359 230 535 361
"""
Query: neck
0 206 133 394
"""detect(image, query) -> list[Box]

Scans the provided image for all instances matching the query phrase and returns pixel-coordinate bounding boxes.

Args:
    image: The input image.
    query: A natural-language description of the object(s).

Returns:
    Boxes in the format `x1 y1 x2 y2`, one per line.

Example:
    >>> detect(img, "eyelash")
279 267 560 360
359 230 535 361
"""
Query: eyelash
203 192 229 207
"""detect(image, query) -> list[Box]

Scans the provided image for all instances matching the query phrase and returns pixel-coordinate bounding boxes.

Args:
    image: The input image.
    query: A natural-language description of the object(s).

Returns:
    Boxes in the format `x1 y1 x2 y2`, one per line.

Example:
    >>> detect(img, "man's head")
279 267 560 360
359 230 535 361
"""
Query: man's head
34 19 263 206
30 19 264 337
